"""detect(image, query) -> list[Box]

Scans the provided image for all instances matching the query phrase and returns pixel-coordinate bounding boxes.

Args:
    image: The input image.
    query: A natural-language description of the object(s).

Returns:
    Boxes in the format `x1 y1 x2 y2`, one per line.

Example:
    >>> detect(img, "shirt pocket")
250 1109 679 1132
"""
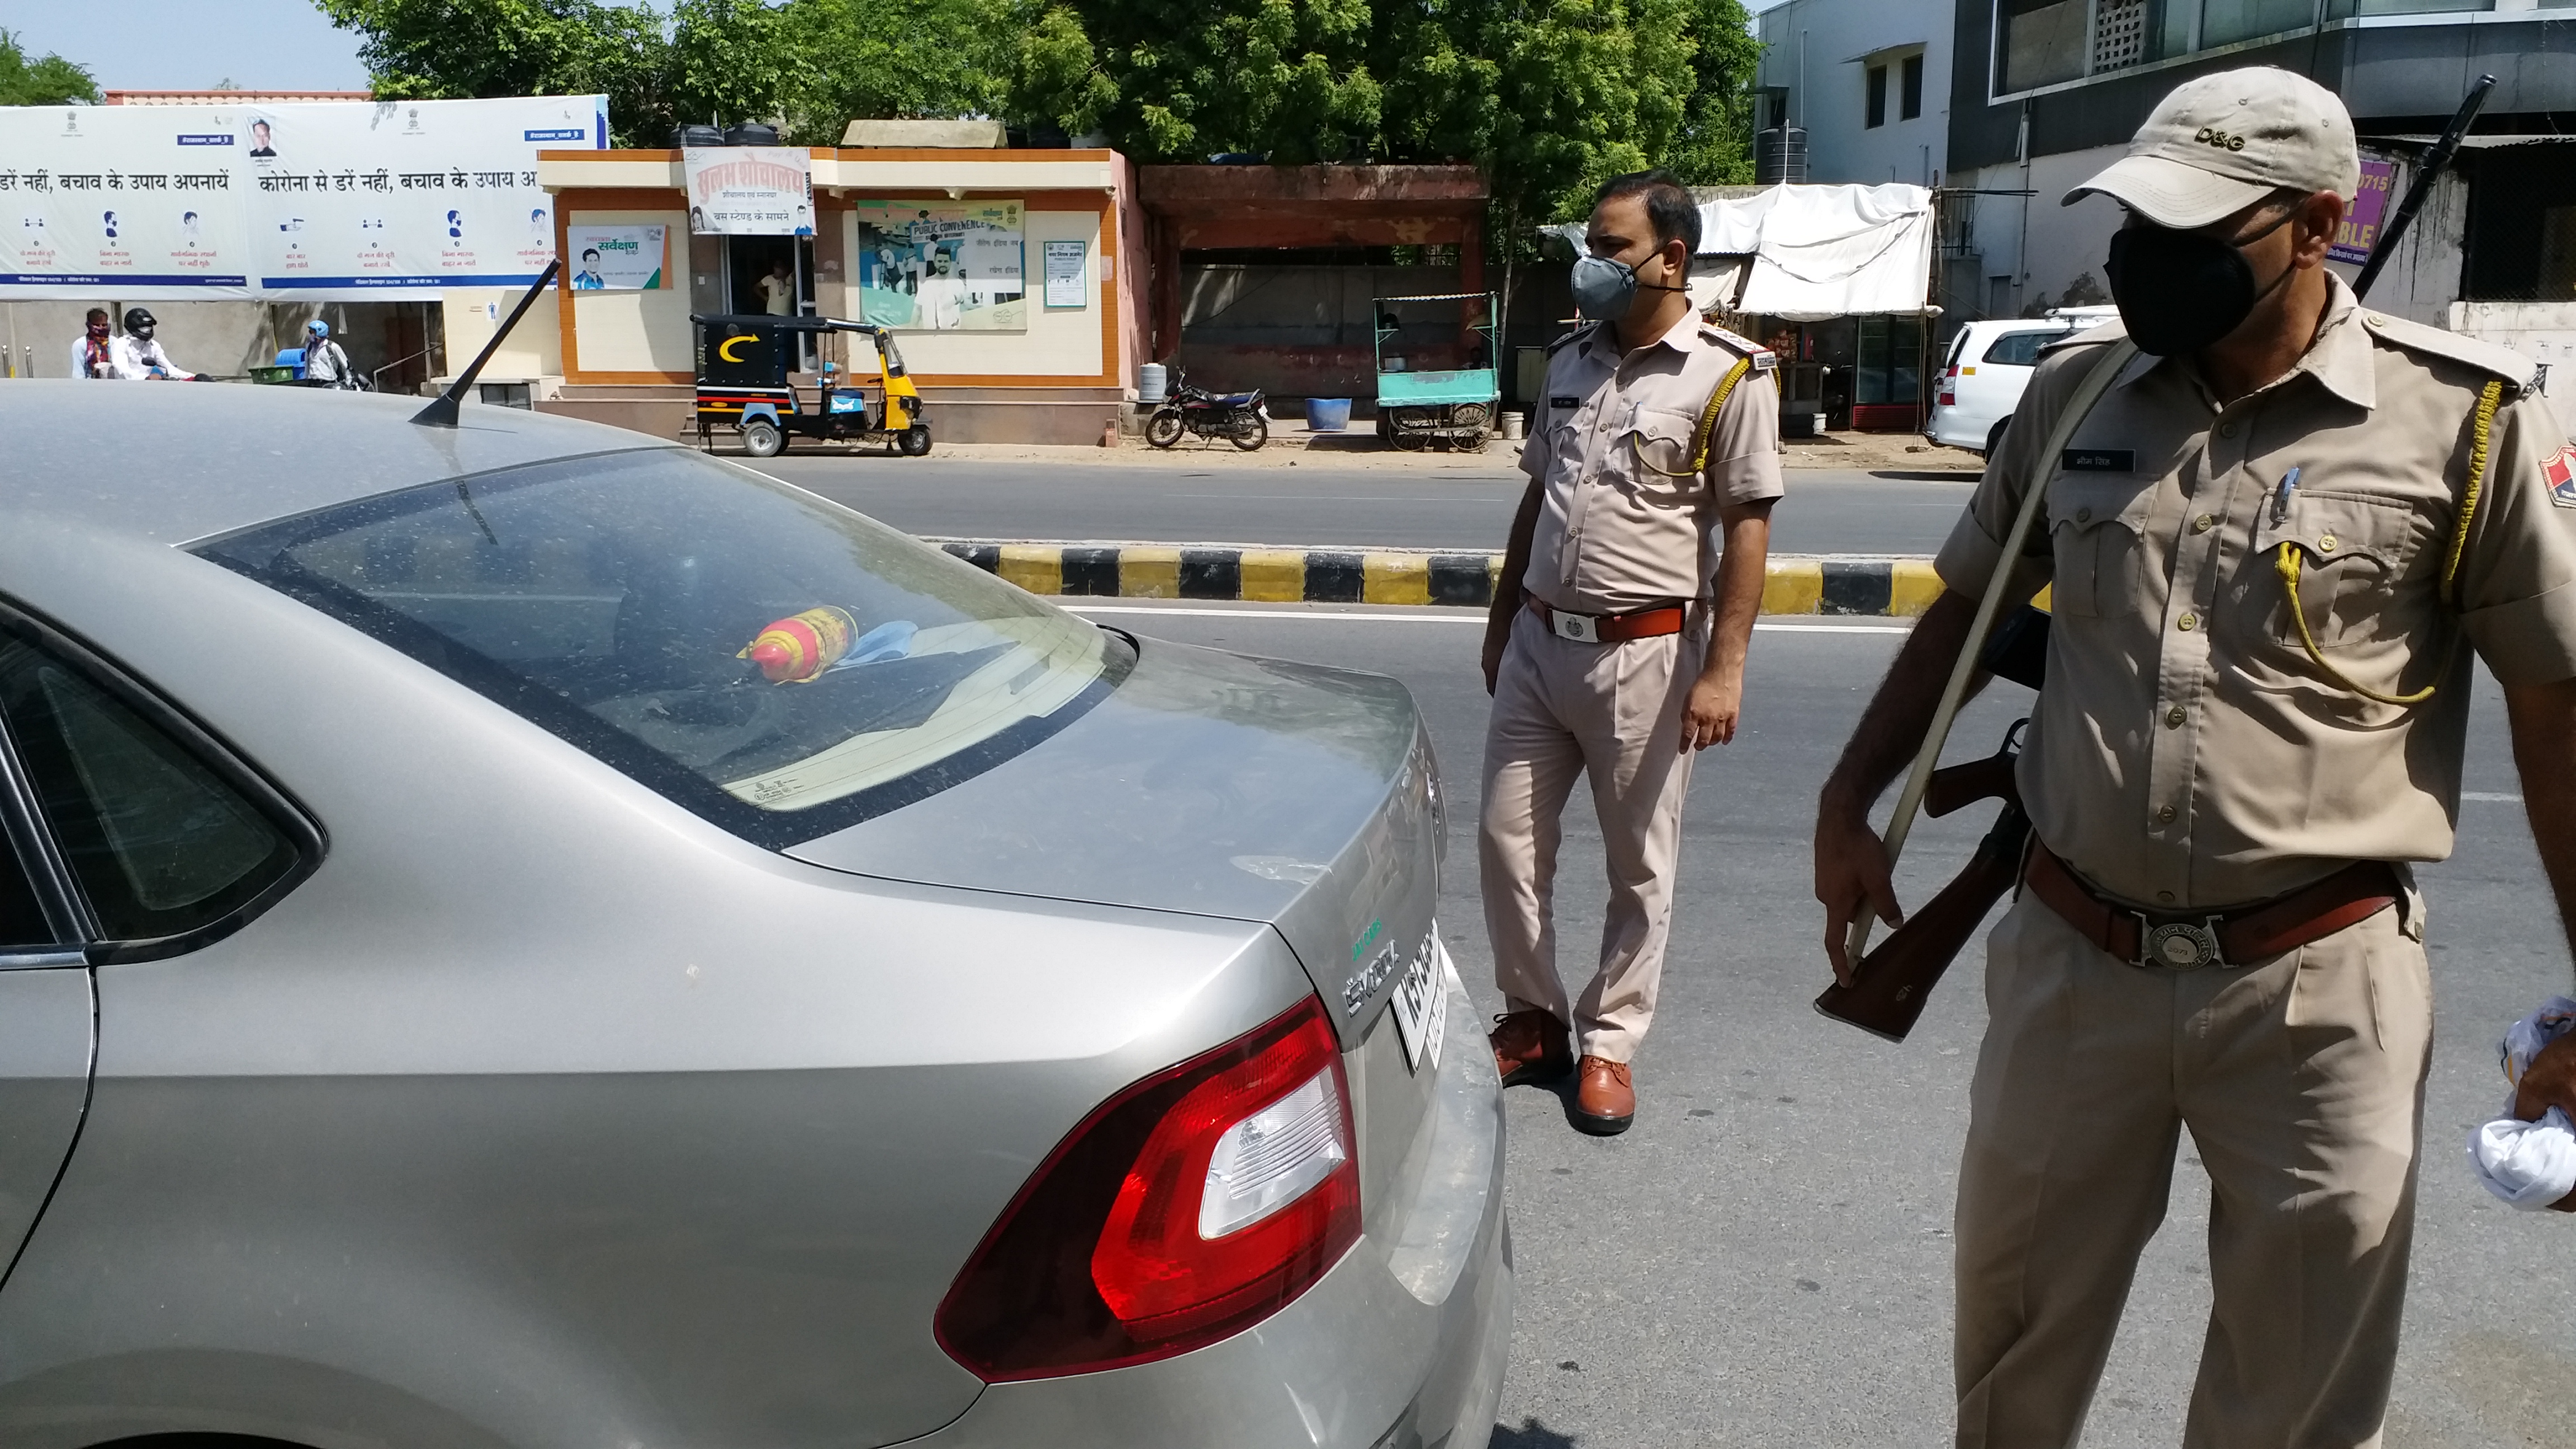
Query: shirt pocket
2042 473 2155 618
1616 407 1707 498
2250 490 2428 651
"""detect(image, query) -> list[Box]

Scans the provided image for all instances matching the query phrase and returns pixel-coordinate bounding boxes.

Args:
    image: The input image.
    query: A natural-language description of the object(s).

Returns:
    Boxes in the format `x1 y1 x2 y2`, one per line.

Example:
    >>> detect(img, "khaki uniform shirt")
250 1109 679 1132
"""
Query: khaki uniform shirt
1520 315 1786 614
1938 274 2576 909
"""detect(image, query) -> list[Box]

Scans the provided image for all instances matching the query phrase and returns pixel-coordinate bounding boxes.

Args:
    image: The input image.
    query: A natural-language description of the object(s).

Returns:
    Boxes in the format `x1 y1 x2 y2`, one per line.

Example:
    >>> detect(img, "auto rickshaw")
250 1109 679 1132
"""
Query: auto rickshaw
690 313 930 458
1371 291 1499 450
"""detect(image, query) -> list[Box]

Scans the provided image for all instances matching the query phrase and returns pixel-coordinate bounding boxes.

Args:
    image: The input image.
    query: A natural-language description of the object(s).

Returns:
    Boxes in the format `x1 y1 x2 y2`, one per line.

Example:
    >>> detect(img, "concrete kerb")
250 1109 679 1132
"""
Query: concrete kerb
931 540 1947 618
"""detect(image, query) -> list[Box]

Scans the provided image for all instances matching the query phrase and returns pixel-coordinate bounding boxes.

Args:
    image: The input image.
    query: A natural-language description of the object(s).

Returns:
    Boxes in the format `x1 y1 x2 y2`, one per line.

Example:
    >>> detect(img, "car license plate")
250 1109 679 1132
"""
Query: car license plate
1390 937 1448 1074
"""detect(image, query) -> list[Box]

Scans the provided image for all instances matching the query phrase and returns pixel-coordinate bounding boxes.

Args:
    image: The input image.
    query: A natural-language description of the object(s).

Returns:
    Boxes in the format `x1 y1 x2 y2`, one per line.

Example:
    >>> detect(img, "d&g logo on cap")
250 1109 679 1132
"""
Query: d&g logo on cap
2194 127 2247 153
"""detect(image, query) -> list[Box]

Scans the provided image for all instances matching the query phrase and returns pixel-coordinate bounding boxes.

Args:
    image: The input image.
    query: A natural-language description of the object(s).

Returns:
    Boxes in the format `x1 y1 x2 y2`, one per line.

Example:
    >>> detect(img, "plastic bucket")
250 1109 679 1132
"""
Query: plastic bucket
1139 362 1168 403
1305 397 1352 432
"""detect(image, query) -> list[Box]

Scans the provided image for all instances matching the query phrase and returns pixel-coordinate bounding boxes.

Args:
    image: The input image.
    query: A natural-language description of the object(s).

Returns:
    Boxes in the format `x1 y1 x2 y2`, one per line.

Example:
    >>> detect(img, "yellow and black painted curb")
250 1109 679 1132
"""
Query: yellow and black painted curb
933 541 1947 618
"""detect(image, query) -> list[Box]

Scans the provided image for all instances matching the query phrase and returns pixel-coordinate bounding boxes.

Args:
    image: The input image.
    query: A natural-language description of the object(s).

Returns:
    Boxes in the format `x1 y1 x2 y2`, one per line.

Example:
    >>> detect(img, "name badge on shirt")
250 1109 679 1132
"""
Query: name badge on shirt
2062 448 2136 472
1551 396 1580 413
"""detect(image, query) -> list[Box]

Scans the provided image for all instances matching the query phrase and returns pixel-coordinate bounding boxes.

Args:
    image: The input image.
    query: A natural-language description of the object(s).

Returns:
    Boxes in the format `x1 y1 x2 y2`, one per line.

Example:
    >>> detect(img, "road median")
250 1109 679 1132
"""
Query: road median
932 539 1947 618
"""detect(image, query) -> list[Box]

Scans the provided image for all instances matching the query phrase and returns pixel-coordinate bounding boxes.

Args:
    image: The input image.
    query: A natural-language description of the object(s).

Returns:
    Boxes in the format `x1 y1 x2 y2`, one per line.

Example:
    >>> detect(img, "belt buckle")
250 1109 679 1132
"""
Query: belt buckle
2137 914 2227 971
1551 609 1600 644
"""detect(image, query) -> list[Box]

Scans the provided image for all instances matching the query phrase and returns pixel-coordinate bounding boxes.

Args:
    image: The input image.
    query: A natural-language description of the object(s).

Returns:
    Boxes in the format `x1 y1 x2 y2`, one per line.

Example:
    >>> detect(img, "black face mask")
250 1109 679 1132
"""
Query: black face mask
2104 211 2296 357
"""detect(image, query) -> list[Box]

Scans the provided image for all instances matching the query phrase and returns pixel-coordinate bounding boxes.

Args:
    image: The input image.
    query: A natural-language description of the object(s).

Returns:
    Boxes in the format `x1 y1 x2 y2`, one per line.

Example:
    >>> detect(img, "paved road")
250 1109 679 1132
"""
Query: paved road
757 457 1978 557
1060 599 2572 1448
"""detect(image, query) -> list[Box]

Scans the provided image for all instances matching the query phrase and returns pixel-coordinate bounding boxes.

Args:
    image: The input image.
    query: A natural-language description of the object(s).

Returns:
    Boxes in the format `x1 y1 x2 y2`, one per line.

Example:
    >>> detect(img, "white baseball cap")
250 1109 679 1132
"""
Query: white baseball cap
2063 67 2361 229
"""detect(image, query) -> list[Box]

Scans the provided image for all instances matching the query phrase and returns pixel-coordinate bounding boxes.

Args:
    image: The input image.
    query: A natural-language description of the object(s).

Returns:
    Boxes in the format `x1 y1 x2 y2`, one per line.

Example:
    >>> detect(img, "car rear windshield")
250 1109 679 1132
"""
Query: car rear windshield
195 448 1131 847
1980 329 2071 367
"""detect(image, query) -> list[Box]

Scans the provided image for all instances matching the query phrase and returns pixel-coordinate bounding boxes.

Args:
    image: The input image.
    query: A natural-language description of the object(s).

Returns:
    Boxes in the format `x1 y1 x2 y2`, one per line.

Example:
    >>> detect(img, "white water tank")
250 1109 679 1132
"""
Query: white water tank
1139 363 1168 403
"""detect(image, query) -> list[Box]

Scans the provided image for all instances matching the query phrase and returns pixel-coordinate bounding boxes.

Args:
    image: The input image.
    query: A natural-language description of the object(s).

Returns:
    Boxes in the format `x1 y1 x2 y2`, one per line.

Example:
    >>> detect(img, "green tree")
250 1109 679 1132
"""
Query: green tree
669 0 815 131
0 28 101 106
1006 0 1384 162
787 0 1020 131
318 0 676 144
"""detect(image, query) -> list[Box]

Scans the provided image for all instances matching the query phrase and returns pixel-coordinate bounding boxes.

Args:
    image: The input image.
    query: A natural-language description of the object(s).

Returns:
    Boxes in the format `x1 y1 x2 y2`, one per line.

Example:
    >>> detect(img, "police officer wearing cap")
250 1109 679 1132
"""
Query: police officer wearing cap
1814 66 2576 1444
1483 169 1782 1135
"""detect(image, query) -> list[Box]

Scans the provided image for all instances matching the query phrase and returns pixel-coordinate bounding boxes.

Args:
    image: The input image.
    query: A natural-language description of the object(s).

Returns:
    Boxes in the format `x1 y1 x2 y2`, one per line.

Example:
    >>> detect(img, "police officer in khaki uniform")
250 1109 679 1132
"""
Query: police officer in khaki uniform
1484 171 1783 1135
1814 68 2576 1445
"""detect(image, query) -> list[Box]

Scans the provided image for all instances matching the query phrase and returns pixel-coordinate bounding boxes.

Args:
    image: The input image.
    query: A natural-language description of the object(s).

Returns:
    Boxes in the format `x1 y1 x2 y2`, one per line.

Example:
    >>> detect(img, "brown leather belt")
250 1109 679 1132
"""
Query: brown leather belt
1524 596 1687 645
2023 844 2399 970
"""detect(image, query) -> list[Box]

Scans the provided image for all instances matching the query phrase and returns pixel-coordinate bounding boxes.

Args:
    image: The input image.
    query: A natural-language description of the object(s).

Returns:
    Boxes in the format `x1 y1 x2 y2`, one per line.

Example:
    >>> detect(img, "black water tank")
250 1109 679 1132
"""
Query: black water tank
670 124 723 148
723 123 781 146
1755 127 1808 186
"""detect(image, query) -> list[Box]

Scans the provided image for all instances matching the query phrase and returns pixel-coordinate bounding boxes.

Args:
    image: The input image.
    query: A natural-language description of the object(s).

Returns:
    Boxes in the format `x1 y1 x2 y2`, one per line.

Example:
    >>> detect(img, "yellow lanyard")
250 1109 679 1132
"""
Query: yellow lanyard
2271 378 2504 706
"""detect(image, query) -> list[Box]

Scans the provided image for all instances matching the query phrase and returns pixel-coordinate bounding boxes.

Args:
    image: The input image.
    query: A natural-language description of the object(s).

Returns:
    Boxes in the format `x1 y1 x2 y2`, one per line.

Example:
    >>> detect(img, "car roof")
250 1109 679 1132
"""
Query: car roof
5 381 681 546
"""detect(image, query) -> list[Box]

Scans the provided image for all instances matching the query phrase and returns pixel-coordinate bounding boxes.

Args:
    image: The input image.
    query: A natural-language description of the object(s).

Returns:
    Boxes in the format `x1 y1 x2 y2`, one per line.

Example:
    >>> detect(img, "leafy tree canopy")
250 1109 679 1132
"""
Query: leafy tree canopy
319 0 1758 230
0 27 102 107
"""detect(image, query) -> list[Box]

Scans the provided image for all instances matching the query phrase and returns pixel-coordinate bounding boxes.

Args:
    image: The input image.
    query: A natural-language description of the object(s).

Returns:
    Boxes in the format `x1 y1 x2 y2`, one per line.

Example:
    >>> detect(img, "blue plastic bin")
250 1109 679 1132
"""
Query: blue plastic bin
1305 397 1353 432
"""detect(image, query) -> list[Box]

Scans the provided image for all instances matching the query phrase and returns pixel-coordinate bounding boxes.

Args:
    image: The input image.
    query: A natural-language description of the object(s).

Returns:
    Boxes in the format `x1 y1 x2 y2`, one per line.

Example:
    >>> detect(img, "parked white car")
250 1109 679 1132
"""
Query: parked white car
1926 307 2119 458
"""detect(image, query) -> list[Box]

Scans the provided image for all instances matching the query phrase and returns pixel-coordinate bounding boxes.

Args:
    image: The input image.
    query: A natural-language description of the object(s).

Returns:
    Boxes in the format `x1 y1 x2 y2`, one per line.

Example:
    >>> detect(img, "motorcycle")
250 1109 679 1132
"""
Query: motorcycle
1145 368 1268 451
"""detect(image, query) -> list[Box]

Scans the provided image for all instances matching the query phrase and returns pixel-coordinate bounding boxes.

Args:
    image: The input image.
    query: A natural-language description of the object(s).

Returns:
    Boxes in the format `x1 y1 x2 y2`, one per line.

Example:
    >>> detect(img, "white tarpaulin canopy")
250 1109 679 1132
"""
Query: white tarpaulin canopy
1553 182 1934 321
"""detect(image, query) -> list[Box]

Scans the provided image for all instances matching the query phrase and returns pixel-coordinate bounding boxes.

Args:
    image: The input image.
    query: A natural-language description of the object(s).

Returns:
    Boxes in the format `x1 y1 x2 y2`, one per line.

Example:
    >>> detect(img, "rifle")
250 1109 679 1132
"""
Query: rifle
1817 724 2027 1041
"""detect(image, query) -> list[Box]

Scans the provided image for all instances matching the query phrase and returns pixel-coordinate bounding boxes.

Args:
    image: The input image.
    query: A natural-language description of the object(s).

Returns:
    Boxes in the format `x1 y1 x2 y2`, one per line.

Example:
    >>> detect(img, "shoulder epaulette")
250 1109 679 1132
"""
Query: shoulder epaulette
1699 324 1777 371
2037 318 2129 356
1545 321 1598 356
2360 310 2536 394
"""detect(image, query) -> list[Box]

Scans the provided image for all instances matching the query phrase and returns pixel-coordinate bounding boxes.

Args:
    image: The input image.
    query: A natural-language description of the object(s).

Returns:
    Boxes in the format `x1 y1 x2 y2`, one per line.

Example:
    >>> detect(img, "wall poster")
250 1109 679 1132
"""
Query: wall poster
567 223 665 289
852 200 1026 330
2331 157 2399 266
0 94 604 300
1041 238 1087 307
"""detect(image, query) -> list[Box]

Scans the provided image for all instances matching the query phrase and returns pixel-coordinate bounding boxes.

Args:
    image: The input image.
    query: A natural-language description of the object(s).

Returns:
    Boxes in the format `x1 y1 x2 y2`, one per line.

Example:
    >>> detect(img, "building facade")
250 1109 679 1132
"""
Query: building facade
1943 0 2576 396
1755 0 1960 190
533 145 1147 444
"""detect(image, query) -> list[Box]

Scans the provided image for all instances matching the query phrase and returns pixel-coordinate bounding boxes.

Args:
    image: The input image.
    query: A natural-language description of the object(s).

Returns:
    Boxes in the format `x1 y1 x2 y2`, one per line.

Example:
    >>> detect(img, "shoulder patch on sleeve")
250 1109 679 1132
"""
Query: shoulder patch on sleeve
1545 321 1598 356
2360 310 2538 392
1700 323 1777 370
2036 318 2129 356
2543 442 2576 509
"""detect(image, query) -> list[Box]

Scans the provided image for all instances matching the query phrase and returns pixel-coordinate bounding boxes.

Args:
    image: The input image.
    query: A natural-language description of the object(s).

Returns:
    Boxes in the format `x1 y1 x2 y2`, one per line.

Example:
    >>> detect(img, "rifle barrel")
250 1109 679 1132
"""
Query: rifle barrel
2351 74 2494 301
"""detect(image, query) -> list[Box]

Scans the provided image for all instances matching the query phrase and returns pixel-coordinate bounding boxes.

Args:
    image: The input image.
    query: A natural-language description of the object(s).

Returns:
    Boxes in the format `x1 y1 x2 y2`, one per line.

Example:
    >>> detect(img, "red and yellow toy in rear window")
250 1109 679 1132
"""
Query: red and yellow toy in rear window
741 605 858 684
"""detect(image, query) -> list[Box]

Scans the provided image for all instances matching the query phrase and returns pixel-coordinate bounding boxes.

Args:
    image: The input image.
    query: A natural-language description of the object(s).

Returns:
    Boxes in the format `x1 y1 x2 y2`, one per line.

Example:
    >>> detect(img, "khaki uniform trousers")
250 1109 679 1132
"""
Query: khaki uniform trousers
1479 604 1702 1063
1955 882 2431 1449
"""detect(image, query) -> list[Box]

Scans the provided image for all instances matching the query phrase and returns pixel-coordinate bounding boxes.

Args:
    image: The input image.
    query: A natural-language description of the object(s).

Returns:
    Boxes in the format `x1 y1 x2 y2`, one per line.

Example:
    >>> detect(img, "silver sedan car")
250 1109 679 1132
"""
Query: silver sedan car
0 383 1510 1448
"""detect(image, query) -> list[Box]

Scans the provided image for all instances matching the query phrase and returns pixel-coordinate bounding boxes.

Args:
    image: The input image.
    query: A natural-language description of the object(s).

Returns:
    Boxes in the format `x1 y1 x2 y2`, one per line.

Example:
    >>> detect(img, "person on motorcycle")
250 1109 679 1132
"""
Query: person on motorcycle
299 319 358 390
113 309 206 380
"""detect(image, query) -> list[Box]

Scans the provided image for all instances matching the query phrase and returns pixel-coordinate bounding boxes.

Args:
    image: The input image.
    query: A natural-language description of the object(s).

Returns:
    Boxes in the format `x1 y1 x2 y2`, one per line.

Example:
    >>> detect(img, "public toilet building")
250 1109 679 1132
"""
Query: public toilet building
527 141 1147 443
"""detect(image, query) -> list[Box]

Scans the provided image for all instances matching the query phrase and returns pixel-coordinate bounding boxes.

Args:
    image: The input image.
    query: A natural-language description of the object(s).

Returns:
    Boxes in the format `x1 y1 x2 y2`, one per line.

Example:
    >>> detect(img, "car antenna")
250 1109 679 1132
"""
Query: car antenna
412 258 561 428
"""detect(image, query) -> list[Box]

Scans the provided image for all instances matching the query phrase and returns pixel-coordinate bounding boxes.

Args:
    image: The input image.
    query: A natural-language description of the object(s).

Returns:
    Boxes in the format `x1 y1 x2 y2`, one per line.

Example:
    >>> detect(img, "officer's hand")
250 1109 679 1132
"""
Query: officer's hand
2515 1033 2576 1124
1815 804 1902 987
1680 670 1740 750
1481 626 1508 697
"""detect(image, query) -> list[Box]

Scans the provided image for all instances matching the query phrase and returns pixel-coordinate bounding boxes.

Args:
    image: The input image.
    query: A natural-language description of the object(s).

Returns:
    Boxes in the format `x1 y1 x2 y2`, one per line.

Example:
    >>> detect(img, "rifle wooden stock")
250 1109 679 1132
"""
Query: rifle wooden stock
1924 754 2018 820
1815 803 2030 1043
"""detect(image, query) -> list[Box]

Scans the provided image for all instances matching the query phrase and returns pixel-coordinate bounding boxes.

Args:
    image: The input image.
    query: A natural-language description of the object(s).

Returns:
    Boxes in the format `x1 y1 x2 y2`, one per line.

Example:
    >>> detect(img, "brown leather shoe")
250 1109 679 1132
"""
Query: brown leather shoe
1574 1055 1635 1135
1489 1008 1573 1087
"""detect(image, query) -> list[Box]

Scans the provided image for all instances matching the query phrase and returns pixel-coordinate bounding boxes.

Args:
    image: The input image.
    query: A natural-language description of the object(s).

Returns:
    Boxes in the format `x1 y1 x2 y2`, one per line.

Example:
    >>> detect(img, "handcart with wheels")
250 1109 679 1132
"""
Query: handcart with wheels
1371 291 1499 450
690 313 930 458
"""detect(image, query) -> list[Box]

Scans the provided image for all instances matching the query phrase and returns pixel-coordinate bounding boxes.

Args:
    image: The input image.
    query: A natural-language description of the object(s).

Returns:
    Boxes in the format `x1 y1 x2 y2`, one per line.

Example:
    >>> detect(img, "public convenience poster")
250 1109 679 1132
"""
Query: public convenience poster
851 200 1026 331
1042 238 1086 307
2331 157 2398 266
684 148 814 236
567 224 665 288
0 95 606 300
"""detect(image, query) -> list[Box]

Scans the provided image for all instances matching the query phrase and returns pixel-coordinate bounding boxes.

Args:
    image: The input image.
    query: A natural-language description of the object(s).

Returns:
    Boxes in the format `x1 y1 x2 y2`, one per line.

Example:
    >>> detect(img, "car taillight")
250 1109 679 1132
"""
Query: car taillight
934 997 1361 1380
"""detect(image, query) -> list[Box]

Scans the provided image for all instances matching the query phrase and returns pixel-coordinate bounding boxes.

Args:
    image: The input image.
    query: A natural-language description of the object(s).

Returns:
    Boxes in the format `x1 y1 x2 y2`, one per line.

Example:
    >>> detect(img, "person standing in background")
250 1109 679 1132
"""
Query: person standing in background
756 257 797 316
1481 170 1782 1135
70 309 116 378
